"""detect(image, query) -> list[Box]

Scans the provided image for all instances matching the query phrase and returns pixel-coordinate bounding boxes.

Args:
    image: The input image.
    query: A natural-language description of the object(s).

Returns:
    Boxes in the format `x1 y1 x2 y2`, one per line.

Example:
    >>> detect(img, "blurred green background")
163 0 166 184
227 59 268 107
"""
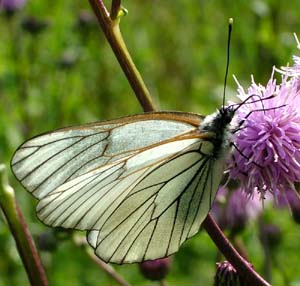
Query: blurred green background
1 0 300 285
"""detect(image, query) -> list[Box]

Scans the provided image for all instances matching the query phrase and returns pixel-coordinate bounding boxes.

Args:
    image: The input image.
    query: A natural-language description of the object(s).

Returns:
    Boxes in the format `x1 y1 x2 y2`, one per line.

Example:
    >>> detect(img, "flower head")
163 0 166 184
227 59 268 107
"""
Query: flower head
276 189 300 223
1 0 26 13
37 230 58 252
212 186 265 233
229 60 300 199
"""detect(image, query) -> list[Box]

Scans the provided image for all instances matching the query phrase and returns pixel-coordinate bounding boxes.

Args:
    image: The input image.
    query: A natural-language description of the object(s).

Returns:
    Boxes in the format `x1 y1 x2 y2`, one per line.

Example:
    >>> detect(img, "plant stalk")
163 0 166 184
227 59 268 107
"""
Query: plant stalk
89 0 155 112
0 165 48 286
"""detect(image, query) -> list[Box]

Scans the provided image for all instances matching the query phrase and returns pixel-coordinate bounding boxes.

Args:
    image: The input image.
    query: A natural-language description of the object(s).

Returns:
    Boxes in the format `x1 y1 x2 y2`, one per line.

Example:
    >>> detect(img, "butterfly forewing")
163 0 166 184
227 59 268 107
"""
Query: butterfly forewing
11 111 229 264
11 112 203 199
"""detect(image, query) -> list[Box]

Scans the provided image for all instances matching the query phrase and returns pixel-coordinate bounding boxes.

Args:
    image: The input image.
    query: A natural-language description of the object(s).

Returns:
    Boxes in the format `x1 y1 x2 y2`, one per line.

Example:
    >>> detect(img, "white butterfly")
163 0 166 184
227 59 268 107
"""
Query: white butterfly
11 108 235 264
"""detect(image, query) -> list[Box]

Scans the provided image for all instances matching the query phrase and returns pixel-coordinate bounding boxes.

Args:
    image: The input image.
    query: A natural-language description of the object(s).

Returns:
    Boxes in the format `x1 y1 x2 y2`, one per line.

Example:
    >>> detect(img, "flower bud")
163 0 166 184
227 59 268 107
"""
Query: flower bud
139 257 171 281
77 10 96 30
37 230 58 252
214 261 249 286
286 190 300 224
259 223 282 249
58 50 78 69
21 16 48 35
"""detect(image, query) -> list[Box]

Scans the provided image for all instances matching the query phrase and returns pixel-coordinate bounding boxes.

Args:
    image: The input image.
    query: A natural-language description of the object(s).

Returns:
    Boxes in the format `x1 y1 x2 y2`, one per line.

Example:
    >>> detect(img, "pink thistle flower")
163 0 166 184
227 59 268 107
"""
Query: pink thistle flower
229 63 300 199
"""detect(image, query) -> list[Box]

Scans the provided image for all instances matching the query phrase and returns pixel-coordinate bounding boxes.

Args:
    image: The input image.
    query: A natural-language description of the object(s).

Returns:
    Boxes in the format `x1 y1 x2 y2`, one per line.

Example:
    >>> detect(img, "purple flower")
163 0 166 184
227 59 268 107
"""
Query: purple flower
276 189 300 223
226 188 262 232
228 58 300 200
77 10 97 30
1 0 26 12
212 186 265 233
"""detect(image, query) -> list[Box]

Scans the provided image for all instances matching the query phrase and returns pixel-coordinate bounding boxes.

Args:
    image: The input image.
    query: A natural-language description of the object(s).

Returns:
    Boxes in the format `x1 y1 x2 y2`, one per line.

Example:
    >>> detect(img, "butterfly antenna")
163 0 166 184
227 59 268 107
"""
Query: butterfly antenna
223 18 233 108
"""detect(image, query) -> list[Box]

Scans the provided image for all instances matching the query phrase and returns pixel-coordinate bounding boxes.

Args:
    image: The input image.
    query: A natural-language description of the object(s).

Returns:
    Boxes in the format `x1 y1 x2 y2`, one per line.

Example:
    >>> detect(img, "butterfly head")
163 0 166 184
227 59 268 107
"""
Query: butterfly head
200 105 235 134
220 105 235 125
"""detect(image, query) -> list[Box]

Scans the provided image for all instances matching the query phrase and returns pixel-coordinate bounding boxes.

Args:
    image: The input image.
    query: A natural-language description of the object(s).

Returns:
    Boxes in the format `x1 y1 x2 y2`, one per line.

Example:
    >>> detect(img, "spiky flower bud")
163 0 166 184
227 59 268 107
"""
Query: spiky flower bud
214 261 249 286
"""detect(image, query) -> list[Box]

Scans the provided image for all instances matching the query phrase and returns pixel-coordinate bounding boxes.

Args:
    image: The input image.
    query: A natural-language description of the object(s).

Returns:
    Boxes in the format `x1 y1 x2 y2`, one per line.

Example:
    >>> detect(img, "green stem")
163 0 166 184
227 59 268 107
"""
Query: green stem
258 218 272 283
88 0 155 112
0 165 48 286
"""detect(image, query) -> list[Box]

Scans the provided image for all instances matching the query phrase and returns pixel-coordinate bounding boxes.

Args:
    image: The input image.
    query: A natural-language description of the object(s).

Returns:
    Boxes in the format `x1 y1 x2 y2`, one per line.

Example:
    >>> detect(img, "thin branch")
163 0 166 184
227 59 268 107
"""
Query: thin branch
74 236 132 286
88 252 132 286
110 0 121 20
160 280 167 286
88 0 155 112
0 164 48 286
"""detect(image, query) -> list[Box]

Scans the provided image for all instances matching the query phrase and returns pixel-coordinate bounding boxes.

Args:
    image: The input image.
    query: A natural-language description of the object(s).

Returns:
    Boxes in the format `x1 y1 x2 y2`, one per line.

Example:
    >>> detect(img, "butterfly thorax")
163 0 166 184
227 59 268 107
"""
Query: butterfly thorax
199 106 235 158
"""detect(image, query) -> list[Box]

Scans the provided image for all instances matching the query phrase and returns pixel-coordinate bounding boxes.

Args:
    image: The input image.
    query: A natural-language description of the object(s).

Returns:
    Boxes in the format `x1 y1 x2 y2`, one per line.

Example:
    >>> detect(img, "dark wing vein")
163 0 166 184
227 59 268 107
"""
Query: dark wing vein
31 134 110 194
96 147 204 238
19 136 85 182
11 134 88 165
186 160 212 239
38 161 125 226
178 160 208 245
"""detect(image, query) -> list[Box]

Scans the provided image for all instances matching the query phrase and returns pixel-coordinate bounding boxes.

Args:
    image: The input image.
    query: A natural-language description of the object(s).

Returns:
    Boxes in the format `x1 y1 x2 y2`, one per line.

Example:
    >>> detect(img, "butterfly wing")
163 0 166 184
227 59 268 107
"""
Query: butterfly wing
11 111 203 199
11 111 227 263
